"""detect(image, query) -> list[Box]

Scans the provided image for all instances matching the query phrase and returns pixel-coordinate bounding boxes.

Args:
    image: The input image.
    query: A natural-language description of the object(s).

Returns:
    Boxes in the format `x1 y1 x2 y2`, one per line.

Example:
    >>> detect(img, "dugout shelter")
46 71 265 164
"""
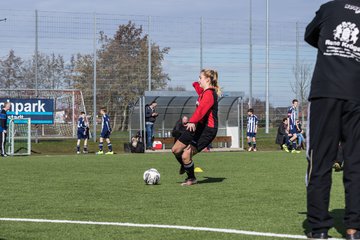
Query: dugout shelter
129 90 245 150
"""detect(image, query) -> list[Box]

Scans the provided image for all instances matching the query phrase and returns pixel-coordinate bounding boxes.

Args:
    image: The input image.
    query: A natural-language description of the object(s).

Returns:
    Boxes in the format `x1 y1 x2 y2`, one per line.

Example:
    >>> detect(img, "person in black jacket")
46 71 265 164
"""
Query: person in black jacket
145 101 158 150
305 1 360 239
0 102 11 157
275 117 290 151
171 115 188 142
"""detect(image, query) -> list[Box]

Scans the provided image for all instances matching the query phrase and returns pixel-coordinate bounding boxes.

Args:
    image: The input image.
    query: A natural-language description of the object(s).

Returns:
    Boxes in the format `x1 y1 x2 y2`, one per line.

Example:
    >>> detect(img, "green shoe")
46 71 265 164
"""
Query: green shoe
96 150 104 155
105 151 114 155
291 149 301 154
282 144 289 152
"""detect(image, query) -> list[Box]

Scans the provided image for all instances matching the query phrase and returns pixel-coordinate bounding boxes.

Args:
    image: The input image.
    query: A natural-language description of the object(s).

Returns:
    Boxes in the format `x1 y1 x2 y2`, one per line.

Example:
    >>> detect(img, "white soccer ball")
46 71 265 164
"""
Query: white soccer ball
143 168 160 185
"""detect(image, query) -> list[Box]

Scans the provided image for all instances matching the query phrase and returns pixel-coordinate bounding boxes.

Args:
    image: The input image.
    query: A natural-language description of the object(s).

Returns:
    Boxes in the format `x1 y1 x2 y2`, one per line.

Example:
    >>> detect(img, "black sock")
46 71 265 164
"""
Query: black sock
174 154 184 166
77 145 80 151
184 161 195 179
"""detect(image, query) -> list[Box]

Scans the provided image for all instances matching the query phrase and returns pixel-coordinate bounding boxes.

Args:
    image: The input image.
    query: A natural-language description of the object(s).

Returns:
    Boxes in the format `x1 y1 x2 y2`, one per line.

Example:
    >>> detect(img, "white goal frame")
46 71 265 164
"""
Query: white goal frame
7 118 31 156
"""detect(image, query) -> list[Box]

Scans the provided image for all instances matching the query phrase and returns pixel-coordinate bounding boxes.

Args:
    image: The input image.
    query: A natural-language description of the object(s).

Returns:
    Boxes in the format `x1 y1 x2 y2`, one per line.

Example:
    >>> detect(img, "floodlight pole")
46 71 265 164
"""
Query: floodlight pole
93 12 97 142
265 0 270 134
249 0 253 108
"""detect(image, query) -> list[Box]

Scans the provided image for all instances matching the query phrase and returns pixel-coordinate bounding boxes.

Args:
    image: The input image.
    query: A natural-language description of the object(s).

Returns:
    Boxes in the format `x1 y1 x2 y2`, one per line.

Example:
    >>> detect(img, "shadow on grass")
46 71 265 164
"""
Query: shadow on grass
300 209 346 238
197 176 226 184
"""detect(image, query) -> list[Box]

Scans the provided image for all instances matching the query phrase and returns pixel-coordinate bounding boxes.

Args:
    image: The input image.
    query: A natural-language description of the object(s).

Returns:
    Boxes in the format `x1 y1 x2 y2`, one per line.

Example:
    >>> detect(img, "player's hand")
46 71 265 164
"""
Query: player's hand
3 130 6 134
186 123 196 132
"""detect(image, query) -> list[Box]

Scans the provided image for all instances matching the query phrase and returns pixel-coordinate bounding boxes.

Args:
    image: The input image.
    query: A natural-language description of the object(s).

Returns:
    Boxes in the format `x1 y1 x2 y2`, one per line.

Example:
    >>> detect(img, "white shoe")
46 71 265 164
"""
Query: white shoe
77 151 80 154
248 147 252 152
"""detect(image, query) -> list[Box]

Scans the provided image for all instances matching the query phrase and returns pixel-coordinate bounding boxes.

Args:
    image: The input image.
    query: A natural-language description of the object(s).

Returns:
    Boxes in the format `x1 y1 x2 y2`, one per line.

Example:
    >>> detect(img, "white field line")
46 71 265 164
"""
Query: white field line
0 218 342 240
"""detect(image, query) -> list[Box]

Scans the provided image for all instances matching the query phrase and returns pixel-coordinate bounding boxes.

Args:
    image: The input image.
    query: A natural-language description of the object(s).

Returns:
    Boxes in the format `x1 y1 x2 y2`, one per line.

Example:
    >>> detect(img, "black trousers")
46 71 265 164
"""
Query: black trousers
307 98 360 232
0 131 6 155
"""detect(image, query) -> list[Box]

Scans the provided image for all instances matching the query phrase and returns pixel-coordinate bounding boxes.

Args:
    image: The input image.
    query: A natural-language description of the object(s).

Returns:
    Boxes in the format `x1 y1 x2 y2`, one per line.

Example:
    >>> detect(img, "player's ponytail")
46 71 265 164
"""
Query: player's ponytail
201 69 221 96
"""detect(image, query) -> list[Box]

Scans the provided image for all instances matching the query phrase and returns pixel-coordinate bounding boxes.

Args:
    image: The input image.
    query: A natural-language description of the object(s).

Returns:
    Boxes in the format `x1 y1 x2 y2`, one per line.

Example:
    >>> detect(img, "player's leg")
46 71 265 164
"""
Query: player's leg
173 129 195 175
180 144 198 185
252 136 257 151
83 138 88 153
97 137 104 154
247 134 252 151
180 126 217 185
0 131 5 157
342 101 360 236
105 138 113 154
76 139 81 154
306 98 342 235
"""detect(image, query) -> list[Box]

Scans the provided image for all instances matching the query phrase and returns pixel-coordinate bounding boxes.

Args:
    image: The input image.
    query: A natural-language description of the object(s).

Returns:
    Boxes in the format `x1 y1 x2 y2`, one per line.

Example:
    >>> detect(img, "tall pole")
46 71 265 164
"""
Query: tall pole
200 16 203 70
35 10 38 97
295 22 299 100
265 0 270 134
148 16 152 91
93 13 97 142
249 0 253 108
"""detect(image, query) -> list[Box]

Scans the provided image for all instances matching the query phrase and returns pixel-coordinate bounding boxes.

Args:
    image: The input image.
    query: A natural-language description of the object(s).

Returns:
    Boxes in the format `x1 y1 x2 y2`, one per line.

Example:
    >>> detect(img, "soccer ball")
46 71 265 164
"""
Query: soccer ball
143 168 160 185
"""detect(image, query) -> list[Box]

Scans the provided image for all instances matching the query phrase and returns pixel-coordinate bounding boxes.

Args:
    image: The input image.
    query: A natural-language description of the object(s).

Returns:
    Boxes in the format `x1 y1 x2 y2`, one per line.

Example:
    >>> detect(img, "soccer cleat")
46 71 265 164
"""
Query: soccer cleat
1 154 8 157
105 151 114 155
248 147 252 152
282 144 289 152
306 232 329 239
181 178 197 186
96 150 104 155
291 149 301 154
76 151 80 154
253 148 257 152
83 150 88 154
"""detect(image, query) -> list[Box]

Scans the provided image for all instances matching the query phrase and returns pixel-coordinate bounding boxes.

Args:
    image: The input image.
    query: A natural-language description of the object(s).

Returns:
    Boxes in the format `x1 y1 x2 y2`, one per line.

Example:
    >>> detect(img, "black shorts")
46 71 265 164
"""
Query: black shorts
178 124 217 152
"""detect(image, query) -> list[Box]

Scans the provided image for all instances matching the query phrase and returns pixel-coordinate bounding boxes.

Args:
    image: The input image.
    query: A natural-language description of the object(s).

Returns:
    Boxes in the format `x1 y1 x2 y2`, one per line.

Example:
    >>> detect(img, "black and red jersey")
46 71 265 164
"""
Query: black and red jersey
189 82 218 128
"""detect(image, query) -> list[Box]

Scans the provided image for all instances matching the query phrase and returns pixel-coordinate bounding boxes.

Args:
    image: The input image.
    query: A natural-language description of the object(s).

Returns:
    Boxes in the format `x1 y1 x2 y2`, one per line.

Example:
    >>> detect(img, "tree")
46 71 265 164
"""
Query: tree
0 50 25 89
292 61 312 122
74 21 170 131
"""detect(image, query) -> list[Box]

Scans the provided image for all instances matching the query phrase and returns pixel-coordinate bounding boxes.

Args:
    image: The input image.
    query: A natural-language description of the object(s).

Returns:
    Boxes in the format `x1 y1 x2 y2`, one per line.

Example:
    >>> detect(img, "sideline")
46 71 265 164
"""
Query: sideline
0 218 342 240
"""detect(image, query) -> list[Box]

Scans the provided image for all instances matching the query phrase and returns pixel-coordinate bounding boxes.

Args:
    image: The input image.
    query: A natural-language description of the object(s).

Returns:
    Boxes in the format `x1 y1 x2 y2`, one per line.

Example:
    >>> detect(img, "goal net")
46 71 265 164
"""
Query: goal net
1 89 87 138
7 118 31 156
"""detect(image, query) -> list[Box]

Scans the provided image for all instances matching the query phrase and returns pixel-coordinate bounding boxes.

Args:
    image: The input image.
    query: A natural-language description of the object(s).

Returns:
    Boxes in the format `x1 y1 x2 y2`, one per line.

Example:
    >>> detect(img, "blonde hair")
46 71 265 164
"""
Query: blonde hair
201 69 221 96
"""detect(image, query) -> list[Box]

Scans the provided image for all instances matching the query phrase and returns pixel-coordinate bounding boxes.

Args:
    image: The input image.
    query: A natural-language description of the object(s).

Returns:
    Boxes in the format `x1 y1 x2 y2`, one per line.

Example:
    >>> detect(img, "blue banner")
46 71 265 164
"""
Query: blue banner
0 98 54 124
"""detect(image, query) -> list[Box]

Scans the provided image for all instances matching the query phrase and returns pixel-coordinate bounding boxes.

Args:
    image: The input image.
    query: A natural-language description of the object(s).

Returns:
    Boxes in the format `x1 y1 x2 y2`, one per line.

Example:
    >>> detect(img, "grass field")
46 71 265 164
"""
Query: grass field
0 151 346 240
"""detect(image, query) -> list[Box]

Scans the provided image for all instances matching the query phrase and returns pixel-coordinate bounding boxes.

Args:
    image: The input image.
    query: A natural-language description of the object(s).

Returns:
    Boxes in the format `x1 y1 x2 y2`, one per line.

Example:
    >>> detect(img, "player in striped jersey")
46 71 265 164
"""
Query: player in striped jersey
97 108 113 155
284 99 300 153
246 108 258 152
76 112 89 154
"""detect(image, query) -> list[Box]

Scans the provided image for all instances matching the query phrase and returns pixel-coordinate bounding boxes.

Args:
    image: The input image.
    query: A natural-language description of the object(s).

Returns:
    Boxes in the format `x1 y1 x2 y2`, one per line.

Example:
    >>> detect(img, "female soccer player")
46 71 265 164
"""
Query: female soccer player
171 69 220 186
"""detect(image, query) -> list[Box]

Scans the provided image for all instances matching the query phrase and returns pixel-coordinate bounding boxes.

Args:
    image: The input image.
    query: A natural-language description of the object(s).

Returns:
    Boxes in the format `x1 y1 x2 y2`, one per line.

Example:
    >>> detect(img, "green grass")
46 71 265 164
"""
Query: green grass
26 127 280 155
0 151 346 239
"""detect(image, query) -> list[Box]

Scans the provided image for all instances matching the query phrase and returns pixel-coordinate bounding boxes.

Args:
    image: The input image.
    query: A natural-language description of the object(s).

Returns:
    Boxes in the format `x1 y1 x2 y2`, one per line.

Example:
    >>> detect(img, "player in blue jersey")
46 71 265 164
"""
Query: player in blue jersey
284 99 300 153
76 112 89 154
246 108 258 152
97 108 113 155
0 102 11 157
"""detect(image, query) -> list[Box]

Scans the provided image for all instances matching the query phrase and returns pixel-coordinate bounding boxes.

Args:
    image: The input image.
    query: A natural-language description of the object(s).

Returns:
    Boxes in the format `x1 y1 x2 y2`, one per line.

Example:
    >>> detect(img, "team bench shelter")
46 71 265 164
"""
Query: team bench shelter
129 90 245 151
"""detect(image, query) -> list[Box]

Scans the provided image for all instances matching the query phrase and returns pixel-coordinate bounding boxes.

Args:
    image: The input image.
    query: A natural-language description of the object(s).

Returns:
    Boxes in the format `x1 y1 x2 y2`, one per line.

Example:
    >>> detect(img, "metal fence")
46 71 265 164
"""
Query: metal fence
0 9 317 138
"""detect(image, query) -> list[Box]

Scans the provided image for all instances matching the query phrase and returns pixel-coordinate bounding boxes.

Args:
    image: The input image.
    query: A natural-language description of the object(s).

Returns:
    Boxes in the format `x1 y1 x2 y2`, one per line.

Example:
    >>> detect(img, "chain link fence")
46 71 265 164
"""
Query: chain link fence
0 9 317 139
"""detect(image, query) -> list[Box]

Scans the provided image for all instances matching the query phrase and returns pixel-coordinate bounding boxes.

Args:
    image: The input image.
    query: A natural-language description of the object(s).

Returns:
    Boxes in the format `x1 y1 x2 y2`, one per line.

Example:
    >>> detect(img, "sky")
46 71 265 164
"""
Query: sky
0 0 330 107
1 0 327 23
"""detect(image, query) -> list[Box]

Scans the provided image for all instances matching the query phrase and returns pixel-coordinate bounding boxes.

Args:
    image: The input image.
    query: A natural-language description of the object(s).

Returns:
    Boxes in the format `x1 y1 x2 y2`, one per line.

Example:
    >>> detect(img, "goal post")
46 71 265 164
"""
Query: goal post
7 118 31 156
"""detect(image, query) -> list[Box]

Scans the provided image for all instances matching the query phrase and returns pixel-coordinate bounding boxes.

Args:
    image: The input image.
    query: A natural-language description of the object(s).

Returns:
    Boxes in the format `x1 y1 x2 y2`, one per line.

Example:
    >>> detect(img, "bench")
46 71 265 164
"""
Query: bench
153 136 232 149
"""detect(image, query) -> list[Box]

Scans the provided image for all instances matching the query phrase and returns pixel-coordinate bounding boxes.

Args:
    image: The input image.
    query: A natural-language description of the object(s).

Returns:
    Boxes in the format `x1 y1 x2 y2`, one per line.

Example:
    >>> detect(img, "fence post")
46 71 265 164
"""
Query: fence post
200 16 203 70
93 12 97 142
148 16 152 91
35 10 39 97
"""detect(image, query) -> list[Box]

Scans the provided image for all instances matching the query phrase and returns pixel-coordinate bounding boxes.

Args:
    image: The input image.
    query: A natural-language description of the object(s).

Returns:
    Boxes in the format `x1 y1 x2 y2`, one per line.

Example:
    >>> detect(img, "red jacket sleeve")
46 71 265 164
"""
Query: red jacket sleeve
189 90 214 124
193 82 203 95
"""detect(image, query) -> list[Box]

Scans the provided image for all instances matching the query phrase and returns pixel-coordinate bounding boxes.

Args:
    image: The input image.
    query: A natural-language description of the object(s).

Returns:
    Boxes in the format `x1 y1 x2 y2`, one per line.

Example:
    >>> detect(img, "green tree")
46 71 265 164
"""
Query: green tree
74 21 170 130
